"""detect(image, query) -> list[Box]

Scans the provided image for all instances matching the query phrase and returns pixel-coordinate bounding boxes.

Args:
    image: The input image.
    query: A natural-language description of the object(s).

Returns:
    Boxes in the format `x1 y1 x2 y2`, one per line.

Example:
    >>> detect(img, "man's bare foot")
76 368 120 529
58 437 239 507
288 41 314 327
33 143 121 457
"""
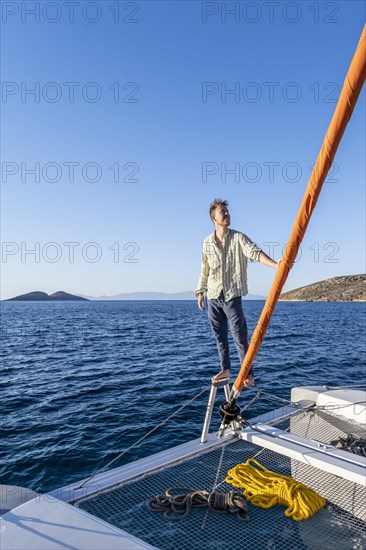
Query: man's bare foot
211 369 230 383
243 374 254 387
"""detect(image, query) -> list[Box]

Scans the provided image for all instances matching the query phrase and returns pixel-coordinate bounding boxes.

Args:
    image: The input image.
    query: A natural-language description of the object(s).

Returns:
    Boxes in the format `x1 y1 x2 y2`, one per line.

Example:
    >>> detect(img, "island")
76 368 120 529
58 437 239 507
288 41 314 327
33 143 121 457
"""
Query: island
5 275 365 302
6 291 89 302
279 274 366 302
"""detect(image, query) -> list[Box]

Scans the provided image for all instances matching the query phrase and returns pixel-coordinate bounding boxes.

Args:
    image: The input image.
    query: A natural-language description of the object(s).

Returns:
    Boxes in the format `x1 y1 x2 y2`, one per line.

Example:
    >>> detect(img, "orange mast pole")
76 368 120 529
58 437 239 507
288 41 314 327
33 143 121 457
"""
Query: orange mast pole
232 25 366 400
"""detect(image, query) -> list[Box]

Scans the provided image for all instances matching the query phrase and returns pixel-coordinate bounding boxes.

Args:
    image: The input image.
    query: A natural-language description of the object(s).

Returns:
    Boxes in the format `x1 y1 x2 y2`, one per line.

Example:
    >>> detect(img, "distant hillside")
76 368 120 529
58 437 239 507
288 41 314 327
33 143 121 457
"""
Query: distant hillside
5 290 266 302
279 275 366 302
7 291 89 302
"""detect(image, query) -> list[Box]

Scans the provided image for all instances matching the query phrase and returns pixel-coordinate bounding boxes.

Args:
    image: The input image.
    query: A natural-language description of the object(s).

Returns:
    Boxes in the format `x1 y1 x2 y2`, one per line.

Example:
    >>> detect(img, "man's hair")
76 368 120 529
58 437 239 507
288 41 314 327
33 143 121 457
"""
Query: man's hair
209 198 228 221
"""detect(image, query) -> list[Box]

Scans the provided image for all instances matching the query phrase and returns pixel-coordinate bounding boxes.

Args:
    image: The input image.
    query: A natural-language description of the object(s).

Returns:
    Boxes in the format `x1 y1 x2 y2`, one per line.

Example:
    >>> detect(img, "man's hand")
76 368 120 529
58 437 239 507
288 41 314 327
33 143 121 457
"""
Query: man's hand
197 293 205 311
277 256 295 269
277 256 284 268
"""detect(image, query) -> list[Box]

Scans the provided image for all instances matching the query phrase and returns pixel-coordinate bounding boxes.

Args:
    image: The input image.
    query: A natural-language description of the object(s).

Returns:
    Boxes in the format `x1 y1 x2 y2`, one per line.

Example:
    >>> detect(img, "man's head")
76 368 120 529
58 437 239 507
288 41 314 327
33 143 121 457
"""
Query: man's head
209 199 230 227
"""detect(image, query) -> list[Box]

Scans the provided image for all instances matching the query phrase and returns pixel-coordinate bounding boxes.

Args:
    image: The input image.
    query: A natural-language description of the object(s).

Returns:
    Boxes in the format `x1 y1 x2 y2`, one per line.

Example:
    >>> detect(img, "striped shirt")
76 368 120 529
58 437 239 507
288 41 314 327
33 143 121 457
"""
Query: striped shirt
195 229 262 301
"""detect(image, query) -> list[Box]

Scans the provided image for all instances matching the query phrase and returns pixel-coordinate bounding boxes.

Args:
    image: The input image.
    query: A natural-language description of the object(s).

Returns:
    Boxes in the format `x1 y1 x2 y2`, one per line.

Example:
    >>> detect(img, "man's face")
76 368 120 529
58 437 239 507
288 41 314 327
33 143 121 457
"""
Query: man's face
212 205 230 226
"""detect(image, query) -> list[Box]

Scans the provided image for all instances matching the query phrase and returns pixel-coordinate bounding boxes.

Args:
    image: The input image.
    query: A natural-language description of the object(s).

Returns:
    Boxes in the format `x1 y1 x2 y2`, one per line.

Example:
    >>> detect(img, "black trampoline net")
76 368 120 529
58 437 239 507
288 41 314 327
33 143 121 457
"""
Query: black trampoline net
74 409 366 550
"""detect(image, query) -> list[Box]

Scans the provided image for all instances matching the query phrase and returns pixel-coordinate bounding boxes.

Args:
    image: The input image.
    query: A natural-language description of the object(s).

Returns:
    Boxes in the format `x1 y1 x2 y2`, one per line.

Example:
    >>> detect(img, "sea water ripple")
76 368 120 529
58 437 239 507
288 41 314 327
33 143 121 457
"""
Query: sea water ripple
1 300 365 492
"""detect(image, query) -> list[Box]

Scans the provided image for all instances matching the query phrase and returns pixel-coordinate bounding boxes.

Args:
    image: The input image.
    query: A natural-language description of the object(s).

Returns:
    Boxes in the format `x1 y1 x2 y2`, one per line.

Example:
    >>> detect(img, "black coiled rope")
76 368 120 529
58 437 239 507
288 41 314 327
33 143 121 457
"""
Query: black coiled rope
330 434 366 456
146 487 249 522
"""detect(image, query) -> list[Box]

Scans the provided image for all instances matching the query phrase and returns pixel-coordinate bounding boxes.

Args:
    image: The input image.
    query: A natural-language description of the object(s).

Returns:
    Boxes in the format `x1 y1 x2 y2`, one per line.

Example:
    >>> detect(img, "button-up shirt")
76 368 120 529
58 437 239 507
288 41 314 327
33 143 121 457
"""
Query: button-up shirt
195 229 262 301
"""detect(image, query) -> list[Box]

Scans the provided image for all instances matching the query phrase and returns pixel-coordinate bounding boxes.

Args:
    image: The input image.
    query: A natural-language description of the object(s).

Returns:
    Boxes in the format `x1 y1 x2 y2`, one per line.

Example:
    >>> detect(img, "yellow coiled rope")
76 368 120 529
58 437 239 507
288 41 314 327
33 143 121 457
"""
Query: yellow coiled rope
226 458 326 521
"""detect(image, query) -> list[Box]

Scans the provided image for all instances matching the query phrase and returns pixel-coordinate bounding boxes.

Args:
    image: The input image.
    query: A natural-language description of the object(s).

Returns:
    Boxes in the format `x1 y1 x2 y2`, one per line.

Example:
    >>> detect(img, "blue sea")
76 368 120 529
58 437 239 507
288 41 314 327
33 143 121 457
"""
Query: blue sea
1 300 365 493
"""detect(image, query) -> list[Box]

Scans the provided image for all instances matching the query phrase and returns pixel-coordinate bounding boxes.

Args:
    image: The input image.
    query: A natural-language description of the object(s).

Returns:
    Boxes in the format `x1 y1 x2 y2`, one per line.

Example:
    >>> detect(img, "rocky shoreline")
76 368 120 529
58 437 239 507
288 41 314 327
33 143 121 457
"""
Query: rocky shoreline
279 274 366 302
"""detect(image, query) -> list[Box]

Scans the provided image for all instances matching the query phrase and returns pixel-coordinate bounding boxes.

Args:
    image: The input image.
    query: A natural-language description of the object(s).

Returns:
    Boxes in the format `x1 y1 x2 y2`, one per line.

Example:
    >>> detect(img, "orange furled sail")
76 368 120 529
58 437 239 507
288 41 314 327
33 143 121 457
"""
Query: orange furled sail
232 25 366 399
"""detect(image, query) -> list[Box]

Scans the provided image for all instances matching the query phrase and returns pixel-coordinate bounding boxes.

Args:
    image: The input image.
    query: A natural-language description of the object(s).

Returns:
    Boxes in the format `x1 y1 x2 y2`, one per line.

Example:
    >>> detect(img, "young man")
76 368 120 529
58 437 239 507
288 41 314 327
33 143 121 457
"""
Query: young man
195 199 279 385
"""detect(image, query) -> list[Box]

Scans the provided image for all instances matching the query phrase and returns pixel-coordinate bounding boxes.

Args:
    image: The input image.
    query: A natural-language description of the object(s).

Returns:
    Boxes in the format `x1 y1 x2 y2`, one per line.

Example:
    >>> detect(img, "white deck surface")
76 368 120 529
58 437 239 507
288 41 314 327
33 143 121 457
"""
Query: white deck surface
291 386 366 423
0 495 156 549
317 389 366 423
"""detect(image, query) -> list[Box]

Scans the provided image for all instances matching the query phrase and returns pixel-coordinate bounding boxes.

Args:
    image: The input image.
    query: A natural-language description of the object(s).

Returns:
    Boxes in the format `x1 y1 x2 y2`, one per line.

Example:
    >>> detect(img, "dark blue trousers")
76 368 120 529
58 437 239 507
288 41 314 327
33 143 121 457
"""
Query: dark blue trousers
207 293 253 375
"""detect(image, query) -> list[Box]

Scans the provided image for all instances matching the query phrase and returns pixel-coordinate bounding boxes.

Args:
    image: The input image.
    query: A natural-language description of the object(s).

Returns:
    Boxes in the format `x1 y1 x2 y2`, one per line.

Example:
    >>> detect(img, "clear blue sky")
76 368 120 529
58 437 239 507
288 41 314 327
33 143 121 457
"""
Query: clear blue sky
1 1 365 299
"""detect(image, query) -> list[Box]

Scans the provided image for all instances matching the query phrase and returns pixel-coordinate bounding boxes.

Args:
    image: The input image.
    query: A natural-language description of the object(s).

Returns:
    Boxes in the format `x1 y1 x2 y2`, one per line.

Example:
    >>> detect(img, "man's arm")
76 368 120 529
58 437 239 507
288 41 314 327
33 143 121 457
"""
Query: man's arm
258 251 278 269
239 233 280 268
195 245 209 311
